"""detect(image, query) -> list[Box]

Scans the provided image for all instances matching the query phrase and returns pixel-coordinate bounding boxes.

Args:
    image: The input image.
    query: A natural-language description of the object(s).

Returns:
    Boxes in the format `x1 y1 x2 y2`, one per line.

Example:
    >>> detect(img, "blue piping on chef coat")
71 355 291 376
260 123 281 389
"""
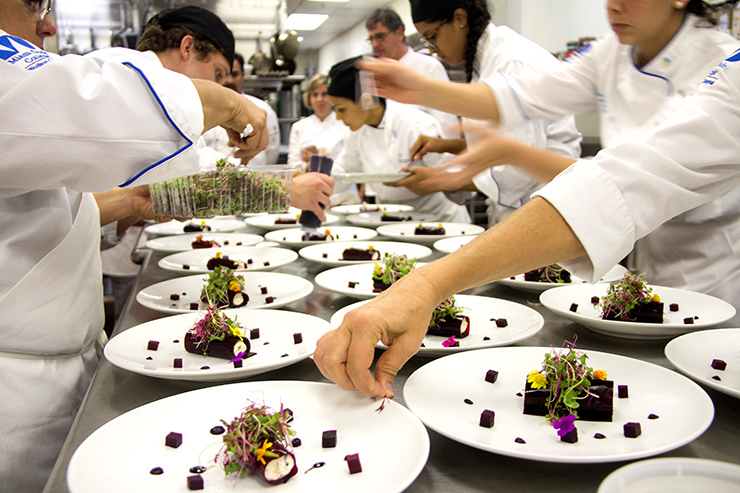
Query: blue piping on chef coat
630 47 675 96
487 167 524 211
118 61 194 187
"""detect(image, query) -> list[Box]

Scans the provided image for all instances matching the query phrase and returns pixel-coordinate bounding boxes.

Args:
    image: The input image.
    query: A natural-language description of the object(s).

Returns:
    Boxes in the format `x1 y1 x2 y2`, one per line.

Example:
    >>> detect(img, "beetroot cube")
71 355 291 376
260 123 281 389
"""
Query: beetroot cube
173 358 183 368
569 303 578 312
617 385 629 398
265 296 275 304
591 296 600 304
250 328 260 340
495 318 508 327
170 294 180 301
322 430 337 448
147 340 160 351
322 253 328 258
560 427 578 443
293 333 303 344
623 422 642 438
669 303 679 312
260 286 268 294
683 317 694 324
183 264 190 270
711 359 727 371
485 370 499 384
186 474 204 490
189 302 199 310
263 261 270 266
479 409 495 428
233 360 243 368
165 432 182 448
348 281 358 288
344 453 362 474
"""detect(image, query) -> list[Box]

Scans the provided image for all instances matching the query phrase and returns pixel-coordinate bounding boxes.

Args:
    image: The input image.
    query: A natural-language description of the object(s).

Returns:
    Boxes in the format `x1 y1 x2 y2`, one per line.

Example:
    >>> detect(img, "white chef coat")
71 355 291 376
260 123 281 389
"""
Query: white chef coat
466 23 582 224
287 111 349 169
333 100 470 222
398 46 461 139
536 50 740 312
487 15 740 307
0 33 204 492
202 94 280 165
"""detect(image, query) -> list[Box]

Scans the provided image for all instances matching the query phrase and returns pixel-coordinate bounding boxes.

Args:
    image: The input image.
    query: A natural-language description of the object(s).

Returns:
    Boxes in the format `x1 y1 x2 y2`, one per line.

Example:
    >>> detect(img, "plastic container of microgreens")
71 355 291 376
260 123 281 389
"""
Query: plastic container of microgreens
149 161 293 217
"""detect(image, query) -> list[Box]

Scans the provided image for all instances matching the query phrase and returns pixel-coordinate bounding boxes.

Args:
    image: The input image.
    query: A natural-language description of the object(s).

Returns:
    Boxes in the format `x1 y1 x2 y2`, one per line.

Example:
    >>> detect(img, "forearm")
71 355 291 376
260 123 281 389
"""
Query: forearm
437 138 467 155
191 79 238 133
417 79 501 122
94 188 134 227
496 140 577 182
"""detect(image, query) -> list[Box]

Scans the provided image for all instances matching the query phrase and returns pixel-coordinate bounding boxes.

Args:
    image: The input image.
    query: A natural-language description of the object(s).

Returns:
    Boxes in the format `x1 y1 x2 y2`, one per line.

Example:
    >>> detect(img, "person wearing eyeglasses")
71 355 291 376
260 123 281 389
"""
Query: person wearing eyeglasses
0 2 270 490
365 7 460 140
384 0 581 226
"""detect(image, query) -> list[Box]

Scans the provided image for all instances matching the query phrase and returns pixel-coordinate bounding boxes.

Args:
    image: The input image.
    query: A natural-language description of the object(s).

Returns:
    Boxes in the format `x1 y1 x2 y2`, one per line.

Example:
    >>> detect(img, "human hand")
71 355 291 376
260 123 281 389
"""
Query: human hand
384 166 443 195
410 134 444 161
291 172 334 221
301 145 320 163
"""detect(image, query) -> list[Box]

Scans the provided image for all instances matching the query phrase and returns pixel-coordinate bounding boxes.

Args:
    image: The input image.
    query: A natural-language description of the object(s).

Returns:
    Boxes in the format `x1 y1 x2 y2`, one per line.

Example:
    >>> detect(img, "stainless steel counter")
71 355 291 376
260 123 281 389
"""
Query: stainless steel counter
44 223 740 492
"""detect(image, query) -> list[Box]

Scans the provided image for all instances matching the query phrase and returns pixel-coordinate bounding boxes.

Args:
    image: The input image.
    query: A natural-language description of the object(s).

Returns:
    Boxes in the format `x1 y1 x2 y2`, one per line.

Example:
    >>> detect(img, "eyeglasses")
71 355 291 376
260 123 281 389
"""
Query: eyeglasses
420 16 451 51
365 31 392 44
25 0 53 19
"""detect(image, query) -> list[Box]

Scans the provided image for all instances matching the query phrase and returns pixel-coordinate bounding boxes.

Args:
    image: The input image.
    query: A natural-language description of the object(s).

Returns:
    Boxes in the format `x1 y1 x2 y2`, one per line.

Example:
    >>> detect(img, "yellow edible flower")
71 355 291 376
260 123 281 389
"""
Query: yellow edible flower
527 370 547 389
255 439 273 465
215 251 223 259
229 324 243 340
651 293 661 302
593 369 607 381
228 280 240 291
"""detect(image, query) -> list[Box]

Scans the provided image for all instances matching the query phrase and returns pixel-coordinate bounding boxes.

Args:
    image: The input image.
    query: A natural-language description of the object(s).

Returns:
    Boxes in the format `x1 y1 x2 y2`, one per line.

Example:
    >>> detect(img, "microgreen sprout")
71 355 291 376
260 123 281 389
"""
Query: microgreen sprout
525 264 571 283
189 304 244 352
429 296 464 327
372 253 418 286
200 266 245 307
599 272 660 321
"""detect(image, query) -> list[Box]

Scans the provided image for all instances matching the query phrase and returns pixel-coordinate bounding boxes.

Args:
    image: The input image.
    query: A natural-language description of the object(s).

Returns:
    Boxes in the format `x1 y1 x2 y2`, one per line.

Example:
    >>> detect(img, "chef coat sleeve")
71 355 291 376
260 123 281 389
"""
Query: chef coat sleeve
287 119 305 169
0 52 203 197
534 54 740 281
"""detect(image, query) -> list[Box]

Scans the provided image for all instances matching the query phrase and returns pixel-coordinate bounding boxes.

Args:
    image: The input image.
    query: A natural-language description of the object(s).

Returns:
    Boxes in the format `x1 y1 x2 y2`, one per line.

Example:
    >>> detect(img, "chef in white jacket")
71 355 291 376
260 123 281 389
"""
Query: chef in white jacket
0 3 267 491
314 48 740 400
327 56 470 223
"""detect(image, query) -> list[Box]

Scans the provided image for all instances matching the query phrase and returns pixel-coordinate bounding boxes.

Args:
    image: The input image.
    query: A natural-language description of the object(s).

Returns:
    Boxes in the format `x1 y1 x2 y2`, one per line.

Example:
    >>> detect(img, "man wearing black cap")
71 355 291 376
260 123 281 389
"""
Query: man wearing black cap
327 56 469 222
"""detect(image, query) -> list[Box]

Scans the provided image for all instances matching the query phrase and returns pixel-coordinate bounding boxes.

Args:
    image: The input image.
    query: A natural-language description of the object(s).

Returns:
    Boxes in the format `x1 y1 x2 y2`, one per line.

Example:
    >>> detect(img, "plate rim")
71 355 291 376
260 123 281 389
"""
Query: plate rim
157 246 298 274
298 240 433 267
145 232 264 253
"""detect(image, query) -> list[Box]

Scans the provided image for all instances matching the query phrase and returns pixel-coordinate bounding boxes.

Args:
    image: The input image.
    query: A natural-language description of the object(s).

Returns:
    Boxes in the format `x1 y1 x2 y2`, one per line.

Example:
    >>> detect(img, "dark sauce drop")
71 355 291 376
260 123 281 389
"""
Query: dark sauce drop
648 413 660 420
145 356 153 360
712 375 722 381
292 437 302 447
210 426 225 435
200 366 210 370
150 467 164 475
514 437 526 444
173 339 179 343
305 462 326 474
189 466 207 474
594 433 606 439
463 398 474 405
483 336 491 341
516 392 523 397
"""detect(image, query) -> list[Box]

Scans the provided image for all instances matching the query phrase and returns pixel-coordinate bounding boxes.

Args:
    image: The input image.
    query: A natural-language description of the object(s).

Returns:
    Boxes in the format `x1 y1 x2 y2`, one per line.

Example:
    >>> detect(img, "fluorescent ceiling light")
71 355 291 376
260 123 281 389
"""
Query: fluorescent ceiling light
285 13 329 31
308 0 348 2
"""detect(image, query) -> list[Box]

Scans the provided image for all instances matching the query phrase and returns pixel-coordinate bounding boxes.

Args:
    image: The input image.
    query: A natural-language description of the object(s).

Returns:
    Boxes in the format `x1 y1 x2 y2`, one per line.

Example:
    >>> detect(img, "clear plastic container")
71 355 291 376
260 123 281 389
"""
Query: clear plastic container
149 164 293 217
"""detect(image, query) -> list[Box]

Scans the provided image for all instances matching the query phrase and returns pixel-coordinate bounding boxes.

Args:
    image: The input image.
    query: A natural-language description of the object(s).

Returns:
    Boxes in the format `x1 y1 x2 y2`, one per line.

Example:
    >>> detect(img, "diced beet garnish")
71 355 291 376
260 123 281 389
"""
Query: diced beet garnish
683 317 694 324
485 370 499 384
183 264 190 270
344 453 362 474
569 303 578 312
189 302 199 310
348 281 358 288
291 437 302 447
233 360 243 368
224 241 229 245
495 318 508 327
617 385 629 398
170 294 180 301
514 437 526 444
150 467 164 475
247 258 253 264
173 358 183 368
669 303 679 311
250 328 260 339
591 296 600 304
479 409 495 428
594 433 606 439
711 359 727 370
210 426 225 435
623 422 642 438
293 333 303 344
372 288 382 293
236 242 242 246
187 474 204 490
322 253 328 258
165 432 182 448
263 261 270 266
322 430 337 448
147 340 160 351
561 428 578 443
265 296 275 303
648 413 659 420
260 286 268 294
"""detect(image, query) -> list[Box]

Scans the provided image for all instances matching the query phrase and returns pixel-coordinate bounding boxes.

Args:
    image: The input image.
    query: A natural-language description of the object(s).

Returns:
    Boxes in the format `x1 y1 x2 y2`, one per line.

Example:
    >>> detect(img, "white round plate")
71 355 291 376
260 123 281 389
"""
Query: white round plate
104 308 331 382
330 203 414 215
433 235 475 254
136 273 314 314
346 211 439 228
333 172 410 183
404 347 714 463
145 233 263 253
245 212 341 231
157 246 298 274
144 217 246 236
330 295 544 355
665 328 740 399
316 263 428 300
299 241 433 267
598 457 740 493
376 222 484 244
497 265 629 294
539 283 736 340
264 226 377 248
67 381 429 493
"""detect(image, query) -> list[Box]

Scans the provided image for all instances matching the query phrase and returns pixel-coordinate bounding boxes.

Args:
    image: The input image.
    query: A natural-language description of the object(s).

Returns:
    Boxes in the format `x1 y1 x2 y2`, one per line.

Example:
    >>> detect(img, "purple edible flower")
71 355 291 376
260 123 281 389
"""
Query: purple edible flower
553 414 576 437
230 351 246 363
442 336 457 348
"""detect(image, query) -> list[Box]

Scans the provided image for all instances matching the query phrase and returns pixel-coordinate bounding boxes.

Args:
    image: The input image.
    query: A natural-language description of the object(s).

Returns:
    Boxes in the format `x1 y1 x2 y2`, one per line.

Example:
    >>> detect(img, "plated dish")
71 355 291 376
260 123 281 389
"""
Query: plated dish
298 241 433 267
539 283 736 339
245 212 341 231
104 308 332 382
317 263 429 300
376 222 484 245
598 457 740 493
329 203 414 215
665 328 740 399
333 172 411 183
346 211 440 228
136 272 313 314
330 295 544 355
433 235 475 254
264 226 377 248
145 232 263 253
157 246 298 274
403 347 714 463
497 264 629 293
67 381 429 493
144 217 246 236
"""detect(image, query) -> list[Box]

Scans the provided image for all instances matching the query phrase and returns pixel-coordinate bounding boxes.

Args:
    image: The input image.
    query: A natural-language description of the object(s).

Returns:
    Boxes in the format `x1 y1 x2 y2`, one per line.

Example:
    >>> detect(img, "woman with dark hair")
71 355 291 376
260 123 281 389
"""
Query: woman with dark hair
390 0 582 225
364 0 740 310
